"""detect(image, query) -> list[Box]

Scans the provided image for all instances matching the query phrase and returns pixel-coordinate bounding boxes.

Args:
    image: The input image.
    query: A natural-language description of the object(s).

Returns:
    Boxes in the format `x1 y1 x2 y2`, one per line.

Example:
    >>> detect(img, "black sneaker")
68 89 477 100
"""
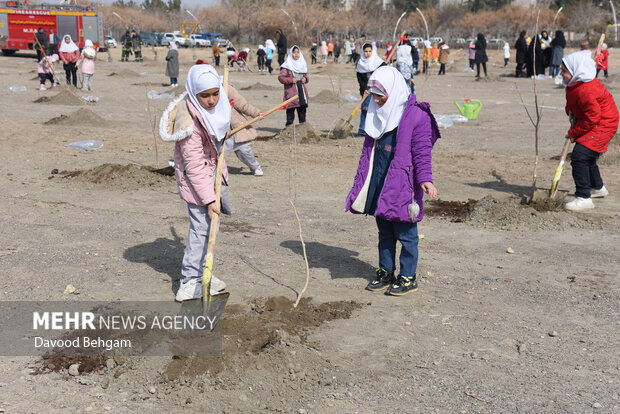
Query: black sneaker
366 268 395 292
387 275 418 296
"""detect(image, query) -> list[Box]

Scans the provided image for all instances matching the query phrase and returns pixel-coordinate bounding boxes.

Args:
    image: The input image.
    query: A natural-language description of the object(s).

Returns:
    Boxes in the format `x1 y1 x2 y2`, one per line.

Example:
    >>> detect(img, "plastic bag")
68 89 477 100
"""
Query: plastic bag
536 74 548 80
462 66 474 73
344 93 359 102
9 86 26 93
148 90 175 99
65 139 103 151
81 95 99 103
434 114 469 129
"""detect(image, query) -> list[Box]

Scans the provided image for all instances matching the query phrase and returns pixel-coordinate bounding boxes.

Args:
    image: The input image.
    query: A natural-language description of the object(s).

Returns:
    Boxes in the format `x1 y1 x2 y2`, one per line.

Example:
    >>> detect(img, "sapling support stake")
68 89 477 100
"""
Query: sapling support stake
144 85 160 168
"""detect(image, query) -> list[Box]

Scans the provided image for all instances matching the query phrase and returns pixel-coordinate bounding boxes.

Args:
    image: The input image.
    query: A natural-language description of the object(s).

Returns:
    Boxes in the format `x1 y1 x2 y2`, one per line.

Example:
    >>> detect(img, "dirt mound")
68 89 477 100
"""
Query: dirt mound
425 196 609 230
107 70 140 78
269 123 324 144
33 89 82 105
164 296 363 380
240 82 279 91
44 108 107 126
311 89 341 104
54 163 174 190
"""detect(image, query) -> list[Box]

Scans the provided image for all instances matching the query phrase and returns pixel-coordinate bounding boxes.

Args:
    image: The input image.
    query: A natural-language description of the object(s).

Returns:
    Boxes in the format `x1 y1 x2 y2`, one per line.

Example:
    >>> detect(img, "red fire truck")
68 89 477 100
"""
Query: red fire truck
0 1 104 55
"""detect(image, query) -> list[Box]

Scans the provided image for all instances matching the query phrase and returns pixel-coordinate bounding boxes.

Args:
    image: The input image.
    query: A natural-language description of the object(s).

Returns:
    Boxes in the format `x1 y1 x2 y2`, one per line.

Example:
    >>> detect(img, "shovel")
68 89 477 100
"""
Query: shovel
531 137 571 206
331 92 368 139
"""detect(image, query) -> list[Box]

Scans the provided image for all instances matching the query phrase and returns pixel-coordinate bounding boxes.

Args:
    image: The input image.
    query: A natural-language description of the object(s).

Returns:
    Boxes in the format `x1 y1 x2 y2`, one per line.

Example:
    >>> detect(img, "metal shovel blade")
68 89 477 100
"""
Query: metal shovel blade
178 292 230 332
530 188 569 209
331 118 354 139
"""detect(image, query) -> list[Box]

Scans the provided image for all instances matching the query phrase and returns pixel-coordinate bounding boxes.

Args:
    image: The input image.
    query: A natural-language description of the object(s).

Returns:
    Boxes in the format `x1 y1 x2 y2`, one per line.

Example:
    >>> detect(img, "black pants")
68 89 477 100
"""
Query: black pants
214 55 220 66
571 143 603 198
121 48 131 61
278 52 285 67
422 61 428 73
352 53 360 64
257 55 265 70
469 59 474 69
39 73 54 86
134 49 142 62
438 63 446 75
311 54 317 64
515 62 525 77
64 63 77 87
476 62 487 77
596 69 609 78
504 58 509 67
285 106 307 126
266 59 273 74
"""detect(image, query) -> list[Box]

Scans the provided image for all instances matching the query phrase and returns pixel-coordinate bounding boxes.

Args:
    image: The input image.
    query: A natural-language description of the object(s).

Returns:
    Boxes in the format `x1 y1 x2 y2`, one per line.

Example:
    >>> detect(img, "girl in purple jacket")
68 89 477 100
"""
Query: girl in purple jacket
345 66 440 296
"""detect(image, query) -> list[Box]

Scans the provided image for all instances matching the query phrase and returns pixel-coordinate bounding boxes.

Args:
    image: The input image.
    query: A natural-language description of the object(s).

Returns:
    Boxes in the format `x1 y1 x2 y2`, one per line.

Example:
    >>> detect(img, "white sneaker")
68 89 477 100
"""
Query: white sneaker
565 197 595 211
253 167 264 176
590 186 608 198
175 276 226 302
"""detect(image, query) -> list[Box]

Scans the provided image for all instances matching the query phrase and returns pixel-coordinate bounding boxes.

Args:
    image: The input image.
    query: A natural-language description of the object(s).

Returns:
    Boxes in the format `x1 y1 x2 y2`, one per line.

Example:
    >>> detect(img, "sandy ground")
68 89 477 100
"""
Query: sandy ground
0 45 619 413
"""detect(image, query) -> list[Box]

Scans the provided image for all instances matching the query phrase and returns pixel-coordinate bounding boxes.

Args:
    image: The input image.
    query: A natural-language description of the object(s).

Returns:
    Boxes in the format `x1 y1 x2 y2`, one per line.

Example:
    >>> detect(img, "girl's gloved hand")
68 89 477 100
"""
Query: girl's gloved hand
421 182 437 198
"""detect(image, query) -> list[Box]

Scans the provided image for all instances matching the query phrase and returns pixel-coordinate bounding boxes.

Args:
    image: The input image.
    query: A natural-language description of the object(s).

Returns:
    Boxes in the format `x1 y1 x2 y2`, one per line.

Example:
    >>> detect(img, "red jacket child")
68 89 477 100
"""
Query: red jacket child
595 45 609 71
563 52 618 153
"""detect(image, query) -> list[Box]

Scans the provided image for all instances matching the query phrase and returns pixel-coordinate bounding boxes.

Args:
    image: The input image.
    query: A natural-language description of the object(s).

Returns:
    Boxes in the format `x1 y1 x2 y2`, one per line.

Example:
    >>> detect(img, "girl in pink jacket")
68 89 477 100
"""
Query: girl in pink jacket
37 53 58 90
78 39 97 91
58 35 80 87
159 64 231 302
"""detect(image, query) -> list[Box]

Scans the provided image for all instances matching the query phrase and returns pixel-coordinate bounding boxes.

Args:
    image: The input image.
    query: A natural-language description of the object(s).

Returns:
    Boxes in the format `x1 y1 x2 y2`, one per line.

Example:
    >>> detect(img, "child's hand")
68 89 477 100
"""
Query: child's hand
258 113 264 120
207 202 221 220
421 182 437 198
301 77 306 84
565 133 576 143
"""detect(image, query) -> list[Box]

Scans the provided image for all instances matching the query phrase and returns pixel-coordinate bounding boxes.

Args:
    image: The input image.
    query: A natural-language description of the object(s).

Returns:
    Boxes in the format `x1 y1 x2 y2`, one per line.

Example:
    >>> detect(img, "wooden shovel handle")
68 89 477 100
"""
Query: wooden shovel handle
229 95 298 135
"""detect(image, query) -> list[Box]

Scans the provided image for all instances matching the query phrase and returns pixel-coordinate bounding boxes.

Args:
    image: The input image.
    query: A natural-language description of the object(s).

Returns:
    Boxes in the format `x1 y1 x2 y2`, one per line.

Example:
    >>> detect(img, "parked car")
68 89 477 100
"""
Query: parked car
429 37 443 44
488 38 506 49
105 35 117 48
162 32 188 47
189 34 210 47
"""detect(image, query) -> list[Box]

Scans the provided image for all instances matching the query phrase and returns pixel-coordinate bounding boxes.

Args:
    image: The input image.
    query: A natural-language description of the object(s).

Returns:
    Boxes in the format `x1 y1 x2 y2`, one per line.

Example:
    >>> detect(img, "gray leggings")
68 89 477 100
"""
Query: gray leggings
224 137 260 171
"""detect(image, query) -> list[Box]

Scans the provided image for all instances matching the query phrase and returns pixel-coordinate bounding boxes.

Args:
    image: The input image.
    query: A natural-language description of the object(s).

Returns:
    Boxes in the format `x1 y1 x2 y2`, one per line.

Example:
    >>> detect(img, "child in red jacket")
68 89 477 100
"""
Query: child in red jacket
560 51 619 211
595 43 609 78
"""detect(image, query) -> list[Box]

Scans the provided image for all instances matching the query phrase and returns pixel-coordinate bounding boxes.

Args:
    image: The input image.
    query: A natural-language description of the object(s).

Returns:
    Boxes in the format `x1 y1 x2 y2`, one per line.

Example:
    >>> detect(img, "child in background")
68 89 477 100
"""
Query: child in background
431 43 439 65
227 83 265 176
265 39 276 74
310 41 318 64
356 43 385 135
411 40 420 74
422 40 431 73
560 52 619 211
396 41 414 92
278 46 309 126
345 66 440 296
320 41 328 64
37 53 58 90
438 42 449 75
165 42 179 87
468 41 476 69
503 41 510 67
58 35 79 87
158 64 232 301
213 42 221 66
78 39 97 91
327 40 334 58
257 45 266 72
595 43 609 78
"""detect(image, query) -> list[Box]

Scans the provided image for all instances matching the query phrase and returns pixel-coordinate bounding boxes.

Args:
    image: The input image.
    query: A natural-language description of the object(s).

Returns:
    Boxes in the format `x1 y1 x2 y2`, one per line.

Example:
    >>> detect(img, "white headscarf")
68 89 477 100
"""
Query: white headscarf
265 39 276 52
84 39 93 48
364 66 410 140
562 51 596 87
356 43 383 73
59 35 79 53
396 44 413 66
169 41 178 50
185 65 231 141
281 45 308 74
424 40 431 48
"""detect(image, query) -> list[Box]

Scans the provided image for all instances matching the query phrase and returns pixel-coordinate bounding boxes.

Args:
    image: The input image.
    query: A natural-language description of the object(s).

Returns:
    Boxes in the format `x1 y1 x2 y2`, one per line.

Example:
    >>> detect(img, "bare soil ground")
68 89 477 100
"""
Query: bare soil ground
0 46 619 413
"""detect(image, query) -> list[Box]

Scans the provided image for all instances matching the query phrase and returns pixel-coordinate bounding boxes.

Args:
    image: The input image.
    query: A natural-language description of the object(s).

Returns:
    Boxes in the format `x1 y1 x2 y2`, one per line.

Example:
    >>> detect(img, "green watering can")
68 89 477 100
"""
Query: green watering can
454 98 483 120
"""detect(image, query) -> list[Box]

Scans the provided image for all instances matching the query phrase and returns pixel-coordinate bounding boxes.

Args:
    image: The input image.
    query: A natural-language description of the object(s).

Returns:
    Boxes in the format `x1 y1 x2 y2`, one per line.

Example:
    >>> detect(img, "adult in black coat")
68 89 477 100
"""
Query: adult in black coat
514 30 528 77
526 34 545 77
276 29 287 67
35 27 49 61
474 33 488 79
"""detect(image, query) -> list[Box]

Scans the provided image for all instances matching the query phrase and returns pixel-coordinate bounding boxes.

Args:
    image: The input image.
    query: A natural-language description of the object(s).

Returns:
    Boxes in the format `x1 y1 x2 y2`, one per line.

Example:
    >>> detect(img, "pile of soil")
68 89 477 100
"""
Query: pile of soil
164 296 363 380
44 108 107 127
270 123 324 144
55 163 174 190
33 89 82 105
107 70 140 78
311 89 341 104
240 82 279 91
132 81 164 87
425 196 609 230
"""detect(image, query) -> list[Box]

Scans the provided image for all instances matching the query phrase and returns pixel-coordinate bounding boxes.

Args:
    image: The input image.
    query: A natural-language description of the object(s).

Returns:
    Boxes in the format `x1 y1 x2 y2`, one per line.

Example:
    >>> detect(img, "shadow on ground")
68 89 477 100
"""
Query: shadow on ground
123 226 184 294
280 240 374 280
466 170 531 197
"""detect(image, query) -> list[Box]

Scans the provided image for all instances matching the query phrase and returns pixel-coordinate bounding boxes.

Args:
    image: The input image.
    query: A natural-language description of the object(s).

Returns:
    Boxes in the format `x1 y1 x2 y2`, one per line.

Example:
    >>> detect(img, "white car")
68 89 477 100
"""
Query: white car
189 34 210 47
163 33 188 47
105 35 117 48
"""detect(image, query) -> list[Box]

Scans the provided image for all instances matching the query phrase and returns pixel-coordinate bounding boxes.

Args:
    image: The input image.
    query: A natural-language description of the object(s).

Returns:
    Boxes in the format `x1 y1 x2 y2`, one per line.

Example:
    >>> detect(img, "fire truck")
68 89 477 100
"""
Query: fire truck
0 1 104 56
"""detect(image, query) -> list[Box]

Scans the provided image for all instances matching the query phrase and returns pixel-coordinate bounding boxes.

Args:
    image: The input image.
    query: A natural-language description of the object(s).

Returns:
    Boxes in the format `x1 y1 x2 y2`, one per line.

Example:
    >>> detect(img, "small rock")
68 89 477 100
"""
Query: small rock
548 331 558 337
68 364 80 376
105 358 116 370
63 284 76 295
506 247 515 254
299 409 307 414
592 402 602 408
239 393 248 402
419 234 424 239
100 378 110 389
85 407 93 412
104 408 112 412
148 386 156 394
113 356 125 366
404 321 411 326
